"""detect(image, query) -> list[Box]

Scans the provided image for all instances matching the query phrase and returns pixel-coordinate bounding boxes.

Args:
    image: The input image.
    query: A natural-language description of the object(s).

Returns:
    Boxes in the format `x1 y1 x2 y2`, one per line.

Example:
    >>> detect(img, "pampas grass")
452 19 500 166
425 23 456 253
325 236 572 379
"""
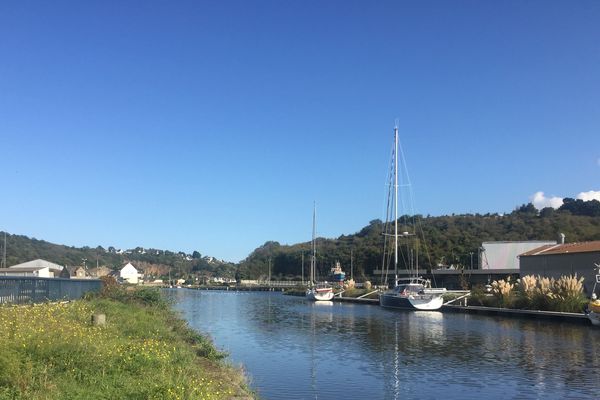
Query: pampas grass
482 274 587 312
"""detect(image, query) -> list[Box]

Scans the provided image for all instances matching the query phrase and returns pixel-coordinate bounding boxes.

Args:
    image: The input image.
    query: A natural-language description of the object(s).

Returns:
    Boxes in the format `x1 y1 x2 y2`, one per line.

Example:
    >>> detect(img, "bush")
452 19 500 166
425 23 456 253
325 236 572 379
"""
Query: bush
474 274 588 313
89 276 170 308
491 277 515 308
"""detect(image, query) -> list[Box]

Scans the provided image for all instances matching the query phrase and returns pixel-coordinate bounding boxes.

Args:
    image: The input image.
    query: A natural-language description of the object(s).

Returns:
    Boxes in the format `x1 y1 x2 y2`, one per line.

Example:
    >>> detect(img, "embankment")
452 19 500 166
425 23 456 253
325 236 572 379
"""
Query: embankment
0 286 253 399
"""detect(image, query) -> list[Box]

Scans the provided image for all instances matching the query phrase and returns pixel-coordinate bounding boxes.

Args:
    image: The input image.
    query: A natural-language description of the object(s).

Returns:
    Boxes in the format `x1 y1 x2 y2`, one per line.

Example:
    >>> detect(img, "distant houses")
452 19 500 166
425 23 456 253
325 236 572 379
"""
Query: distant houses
0 258 151 286
89 266 112 278
0 259 65 278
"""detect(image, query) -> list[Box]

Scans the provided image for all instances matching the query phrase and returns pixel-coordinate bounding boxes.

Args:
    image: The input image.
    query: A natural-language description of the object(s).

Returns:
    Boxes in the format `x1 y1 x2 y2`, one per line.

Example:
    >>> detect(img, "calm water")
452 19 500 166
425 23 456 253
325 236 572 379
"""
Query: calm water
167 289 599 400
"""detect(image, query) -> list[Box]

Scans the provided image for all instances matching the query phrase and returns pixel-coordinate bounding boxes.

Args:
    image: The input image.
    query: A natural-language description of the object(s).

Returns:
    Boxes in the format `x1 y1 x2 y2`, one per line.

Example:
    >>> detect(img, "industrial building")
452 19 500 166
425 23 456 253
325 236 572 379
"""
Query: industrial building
519 240 600 295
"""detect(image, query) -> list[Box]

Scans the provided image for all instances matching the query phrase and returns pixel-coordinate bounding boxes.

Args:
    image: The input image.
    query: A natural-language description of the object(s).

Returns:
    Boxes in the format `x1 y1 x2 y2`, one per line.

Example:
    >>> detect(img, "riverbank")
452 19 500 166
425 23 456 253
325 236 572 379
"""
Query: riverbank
0 286 253 399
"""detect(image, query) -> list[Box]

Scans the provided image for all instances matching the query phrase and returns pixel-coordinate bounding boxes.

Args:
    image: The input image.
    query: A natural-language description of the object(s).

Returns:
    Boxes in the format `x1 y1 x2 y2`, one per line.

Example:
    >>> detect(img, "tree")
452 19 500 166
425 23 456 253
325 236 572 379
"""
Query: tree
515 203 537 215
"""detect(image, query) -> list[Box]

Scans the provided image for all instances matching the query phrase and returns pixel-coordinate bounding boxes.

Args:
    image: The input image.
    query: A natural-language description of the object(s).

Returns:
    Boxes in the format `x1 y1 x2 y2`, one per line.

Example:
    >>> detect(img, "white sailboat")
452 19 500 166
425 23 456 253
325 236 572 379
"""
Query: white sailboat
306 203 334 301
379 124 447 310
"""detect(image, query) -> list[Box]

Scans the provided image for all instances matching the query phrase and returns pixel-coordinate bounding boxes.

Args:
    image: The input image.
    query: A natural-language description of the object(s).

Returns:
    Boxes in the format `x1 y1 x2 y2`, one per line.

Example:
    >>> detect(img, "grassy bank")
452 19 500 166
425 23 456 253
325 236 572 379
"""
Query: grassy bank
0 284 253 400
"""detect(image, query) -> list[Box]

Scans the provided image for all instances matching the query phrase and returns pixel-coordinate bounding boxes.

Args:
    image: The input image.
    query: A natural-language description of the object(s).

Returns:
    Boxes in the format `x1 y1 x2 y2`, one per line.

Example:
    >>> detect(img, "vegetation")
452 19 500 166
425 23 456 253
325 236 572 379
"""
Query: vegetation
2 199 599 283
0 283 252 399
238 201 600 281
0 234 237 282
468 274 588 313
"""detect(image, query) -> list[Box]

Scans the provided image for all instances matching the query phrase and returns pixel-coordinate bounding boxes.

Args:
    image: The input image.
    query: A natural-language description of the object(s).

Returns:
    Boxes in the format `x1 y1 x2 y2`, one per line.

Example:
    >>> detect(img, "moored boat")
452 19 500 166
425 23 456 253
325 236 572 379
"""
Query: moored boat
380 278 446 311
306 202 334 302
378 124 446 311
330 262 345 285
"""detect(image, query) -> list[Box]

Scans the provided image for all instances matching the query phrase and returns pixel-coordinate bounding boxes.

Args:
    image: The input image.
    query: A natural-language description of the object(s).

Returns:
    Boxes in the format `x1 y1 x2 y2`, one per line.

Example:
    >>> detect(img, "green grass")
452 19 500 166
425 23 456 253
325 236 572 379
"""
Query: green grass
0 285 253 399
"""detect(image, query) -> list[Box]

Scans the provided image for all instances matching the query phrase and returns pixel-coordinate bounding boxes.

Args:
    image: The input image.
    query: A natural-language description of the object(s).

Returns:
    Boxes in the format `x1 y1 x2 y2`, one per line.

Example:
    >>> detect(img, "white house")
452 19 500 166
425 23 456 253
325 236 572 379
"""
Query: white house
1 259 65 278
120 263 139 284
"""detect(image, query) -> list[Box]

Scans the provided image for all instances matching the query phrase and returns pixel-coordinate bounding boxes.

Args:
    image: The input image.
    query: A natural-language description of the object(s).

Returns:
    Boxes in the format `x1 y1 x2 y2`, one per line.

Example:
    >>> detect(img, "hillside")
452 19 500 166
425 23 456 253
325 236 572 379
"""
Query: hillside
3 200 599 283
237 201 600 281
0 234 236 281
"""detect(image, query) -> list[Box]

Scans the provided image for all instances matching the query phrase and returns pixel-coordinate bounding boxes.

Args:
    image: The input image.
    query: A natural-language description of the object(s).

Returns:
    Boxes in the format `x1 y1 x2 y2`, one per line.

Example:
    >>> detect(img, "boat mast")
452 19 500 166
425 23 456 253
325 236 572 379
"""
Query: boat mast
350 248 353 281
2 231 6 268
311 201 316 285
394 125 399 286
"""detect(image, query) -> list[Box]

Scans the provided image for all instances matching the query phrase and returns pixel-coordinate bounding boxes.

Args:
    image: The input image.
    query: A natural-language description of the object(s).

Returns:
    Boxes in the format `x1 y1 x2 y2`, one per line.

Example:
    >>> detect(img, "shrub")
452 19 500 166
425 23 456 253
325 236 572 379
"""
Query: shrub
550 274 587 313
491 277 515 308
477 274 588 312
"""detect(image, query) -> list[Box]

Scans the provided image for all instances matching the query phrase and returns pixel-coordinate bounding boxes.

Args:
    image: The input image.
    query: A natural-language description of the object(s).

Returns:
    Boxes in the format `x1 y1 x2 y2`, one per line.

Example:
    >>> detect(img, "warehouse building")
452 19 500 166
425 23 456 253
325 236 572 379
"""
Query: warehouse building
519 240 600 295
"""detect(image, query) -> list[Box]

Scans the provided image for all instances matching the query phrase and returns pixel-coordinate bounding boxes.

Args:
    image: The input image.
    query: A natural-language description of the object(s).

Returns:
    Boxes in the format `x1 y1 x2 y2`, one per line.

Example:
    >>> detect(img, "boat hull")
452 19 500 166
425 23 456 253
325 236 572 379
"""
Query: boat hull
587 311 600 326
306 289 334 301
379 292 444 311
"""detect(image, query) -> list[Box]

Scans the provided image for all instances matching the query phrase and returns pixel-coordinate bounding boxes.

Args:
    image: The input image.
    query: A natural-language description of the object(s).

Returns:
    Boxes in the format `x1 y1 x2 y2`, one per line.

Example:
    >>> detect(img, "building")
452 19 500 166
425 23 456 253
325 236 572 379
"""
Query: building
0 259 65 278
120 262 139 284
480 241 557 270
89 266 112 278
519 241 600 295
72 267 88 279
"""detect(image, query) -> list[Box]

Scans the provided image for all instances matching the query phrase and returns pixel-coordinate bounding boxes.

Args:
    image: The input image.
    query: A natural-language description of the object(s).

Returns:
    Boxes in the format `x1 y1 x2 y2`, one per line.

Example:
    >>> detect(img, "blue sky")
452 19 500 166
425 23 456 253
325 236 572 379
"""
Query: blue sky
1 1 599 262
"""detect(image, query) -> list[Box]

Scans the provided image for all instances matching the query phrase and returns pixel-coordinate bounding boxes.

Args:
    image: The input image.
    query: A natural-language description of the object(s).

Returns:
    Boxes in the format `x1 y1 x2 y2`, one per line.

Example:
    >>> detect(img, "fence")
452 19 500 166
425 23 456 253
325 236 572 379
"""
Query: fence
0 277 102 304
241 280 305 287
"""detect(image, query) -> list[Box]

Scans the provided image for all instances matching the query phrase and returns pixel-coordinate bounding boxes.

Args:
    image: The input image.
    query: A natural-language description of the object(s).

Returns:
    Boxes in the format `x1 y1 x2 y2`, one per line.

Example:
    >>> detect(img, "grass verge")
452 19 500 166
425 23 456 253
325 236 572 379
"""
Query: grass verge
0 283 253 399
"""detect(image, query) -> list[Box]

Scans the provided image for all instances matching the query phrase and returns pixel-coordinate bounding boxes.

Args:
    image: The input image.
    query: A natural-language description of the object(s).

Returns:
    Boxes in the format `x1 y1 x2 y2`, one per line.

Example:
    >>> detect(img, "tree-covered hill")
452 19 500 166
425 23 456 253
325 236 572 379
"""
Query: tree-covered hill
237 200 600 281
0 233 236 281
3 200 599 283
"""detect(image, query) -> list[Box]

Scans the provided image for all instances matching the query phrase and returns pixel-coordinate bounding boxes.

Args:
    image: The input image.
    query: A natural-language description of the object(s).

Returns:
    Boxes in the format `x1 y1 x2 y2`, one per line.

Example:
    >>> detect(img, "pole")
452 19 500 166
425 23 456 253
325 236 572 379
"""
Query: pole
350 249 353 281
394 125 398 285
301 252 304 285
470 252 474 270
312 202 316 284
2 232 6 268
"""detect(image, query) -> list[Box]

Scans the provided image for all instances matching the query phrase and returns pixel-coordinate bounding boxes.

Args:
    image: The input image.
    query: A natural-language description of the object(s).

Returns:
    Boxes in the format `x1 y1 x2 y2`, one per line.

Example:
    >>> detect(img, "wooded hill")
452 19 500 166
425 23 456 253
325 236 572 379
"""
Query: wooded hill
237 199 600 281
3 199 599 283
0 234 237 281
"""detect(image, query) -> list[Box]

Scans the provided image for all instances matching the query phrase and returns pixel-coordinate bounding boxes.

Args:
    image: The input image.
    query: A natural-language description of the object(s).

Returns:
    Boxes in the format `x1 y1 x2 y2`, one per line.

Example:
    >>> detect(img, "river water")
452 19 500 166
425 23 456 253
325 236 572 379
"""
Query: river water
167 289 599 400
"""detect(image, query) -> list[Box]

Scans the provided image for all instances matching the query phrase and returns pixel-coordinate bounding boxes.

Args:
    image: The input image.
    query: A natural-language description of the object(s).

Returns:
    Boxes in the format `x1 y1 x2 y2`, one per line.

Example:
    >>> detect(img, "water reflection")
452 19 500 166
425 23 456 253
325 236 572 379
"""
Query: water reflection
168 290 599 400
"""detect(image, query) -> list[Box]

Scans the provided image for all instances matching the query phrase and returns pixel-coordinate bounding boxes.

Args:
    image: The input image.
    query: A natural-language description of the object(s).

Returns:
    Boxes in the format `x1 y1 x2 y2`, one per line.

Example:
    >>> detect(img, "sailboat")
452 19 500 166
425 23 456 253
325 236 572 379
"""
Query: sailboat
306 203 334 301
379 124 447 310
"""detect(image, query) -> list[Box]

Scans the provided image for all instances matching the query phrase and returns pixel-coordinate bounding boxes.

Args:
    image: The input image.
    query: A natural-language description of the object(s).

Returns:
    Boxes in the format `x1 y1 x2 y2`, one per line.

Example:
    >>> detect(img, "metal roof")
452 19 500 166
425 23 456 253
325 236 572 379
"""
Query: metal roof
0 267 47 272
9 259 64 271
519 241 600 257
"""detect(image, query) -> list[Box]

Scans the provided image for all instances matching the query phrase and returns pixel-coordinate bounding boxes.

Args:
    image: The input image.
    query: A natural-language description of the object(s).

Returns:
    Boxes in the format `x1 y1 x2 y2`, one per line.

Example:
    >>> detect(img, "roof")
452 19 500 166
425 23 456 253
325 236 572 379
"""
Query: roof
520 241 600 257
120 262 138 273
0 267 47 273
9 259 64 271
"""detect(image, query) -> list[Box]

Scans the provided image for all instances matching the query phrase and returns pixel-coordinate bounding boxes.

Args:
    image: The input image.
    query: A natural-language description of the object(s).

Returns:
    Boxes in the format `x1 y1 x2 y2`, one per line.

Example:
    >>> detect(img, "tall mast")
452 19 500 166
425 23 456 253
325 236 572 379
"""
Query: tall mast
301 252 304 284
312 201 316 284
394 125 399 285
2 232 6 268
350 248 353 281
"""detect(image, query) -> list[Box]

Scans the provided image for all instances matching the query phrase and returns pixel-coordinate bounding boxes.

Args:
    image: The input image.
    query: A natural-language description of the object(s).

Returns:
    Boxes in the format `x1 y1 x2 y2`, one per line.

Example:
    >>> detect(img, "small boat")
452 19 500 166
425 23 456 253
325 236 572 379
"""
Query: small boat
584 263 600 326
378 124 446 311
306 203 334 302
306 282 334 301
330 262 345 285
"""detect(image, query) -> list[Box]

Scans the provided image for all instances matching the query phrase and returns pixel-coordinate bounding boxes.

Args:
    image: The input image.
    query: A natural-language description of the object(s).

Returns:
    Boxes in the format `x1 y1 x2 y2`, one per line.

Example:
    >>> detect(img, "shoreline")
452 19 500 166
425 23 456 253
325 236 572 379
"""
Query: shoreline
0 287 254 399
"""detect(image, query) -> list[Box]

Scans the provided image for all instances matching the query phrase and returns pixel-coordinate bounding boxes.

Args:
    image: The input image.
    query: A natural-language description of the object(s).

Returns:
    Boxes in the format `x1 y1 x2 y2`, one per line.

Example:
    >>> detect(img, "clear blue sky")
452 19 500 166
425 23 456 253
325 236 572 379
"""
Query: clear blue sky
1 1 599 262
